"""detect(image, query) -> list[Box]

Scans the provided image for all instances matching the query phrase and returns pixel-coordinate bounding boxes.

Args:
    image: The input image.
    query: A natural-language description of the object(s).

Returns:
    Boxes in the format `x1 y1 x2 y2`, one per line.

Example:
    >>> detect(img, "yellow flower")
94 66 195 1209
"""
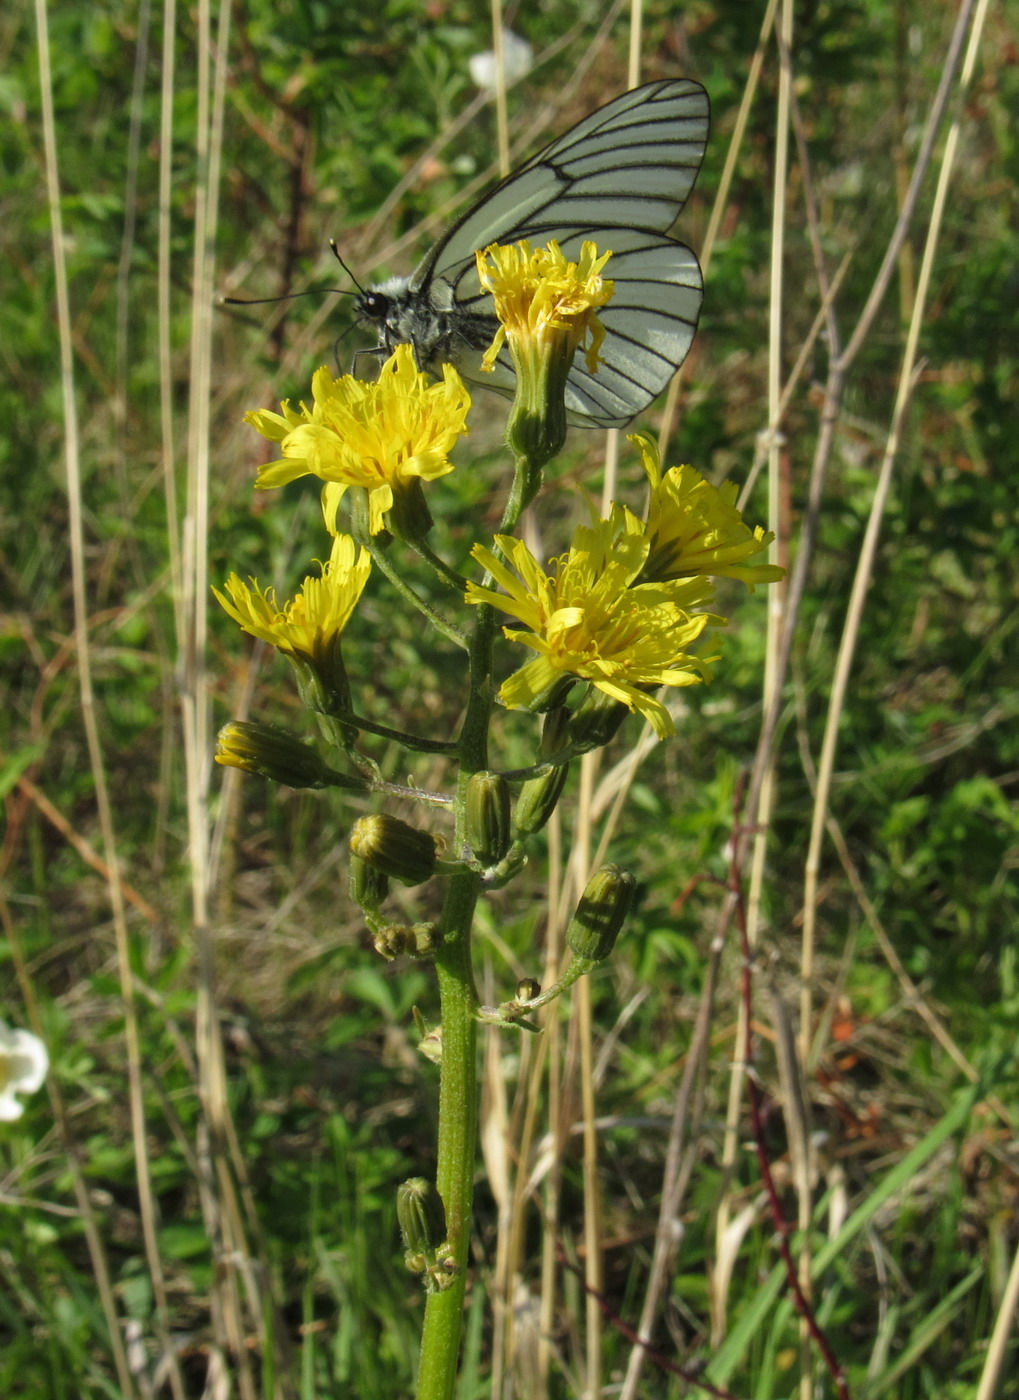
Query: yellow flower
630 434 786 590
475 239 615 475
466 517 717 740
244 345 470 538
214 533 370 708
476 239 614 376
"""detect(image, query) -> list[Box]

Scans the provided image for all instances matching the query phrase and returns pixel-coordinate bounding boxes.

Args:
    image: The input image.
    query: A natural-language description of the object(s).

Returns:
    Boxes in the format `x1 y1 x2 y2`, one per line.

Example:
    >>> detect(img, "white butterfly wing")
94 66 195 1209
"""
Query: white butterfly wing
416 80 709 288
392 79 709 428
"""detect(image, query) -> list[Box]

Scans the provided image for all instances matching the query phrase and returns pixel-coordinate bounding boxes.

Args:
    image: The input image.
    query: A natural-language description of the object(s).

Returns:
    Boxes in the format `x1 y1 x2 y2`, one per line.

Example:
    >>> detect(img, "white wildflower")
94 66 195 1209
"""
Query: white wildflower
0 1021 49 1121
469 30 533 93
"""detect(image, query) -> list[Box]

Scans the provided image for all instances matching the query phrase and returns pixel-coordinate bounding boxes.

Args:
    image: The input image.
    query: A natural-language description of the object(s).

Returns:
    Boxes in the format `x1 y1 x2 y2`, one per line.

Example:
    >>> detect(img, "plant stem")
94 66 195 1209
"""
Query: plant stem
366 536 469 649
415 871 481 1400
415 464 532 1398
415 577 498 1397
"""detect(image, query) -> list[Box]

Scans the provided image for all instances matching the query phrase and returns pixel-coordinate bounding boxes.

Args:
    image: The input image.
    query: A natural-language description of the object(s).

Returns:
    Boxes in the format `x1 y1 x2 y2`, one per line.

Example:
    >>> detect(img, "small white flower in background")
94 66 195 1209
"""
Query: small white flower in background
469 30 533 94
0 1020 49 1121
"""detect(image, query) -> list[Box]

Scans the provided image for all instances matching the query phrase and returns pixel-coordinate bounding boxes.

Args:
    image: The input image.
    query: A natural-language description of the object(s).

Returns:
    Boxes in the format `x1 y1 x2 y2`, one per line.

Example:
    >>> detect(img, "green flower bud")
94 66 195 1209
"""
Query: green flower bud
349 815 438 887
566 864 636 964
465 771 511 867
349 852 390 911
516 977 541 1003
514 761 569 837
372 922 441 960
567 685 630 753
215 721 351 789
397 1177 447 1272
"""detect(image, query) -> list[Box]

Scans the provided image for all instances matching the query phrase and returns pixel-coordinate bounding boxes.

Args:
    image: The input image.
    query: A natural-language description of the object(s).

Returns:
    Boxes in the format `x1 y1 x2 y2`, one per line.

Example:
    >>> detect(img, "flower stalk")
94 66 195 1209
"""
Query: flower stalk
417 875 481 1400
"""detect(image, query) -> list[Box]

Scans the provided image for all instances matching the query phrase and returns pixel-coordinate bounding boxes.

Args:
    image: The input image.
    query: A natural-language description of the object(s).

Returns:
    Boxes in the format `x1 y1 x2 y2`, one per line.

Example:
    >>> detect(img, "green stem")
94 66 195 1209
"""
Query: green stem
367 538 468 650
415 872 480 1400
498 455 533 538
333 710 460 754
414 537 469 593
414 453 538 1399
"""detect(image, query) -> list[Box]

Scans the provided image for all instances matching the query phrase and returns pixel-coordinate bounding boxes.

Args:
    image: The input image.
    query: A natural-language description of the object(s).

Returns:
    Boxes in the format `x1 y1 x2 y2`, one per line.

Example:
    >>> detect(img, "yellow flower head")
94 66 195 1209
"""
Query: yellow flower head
214 532 370 672
244 345 470 537
475 238 615 477
630 434 785 590
466 515 718 740
476 238 615 377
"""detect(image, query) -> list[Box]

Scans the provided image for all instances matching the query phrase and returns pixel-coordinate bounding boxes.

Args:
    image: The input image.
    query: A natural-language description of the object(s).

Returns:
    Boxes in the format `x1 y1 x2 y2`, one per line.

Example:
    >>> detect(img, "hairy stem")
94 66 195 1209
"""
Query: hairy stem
415 872 481 1400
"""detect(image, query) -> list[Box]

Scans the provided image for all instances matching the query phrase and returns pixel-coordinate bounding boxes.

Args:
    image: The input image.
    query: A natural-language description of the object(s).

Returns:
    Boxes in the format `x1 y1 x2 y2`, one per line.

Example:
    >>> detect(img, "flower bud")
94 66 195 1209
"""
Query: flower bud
397 1177 447 1272
516 977 541 1003
465 771 511 866
514 761 569 837
349 815 438 887
215 721 345 789
373 922 441 960
567 685 630 753
349 853 390 911
566 864 636 964
495 281 571 486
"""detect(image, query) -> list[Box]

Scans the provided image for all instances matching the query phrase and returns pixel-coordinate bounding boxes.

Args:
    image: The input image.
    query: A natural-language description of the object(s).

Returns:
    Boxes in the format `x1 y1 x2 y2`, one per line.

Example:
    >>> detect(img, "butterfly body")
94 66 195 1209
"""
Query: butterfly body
357 79 709 428
355 277 499 379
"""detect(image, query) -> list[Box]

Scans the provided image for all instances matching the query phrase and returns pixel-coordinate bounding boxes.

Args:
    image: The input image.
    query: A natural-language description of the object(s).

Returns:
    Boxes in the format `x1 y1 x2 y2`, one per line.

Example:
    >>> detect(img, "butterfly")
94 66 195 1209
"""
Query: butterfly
354 79 709 429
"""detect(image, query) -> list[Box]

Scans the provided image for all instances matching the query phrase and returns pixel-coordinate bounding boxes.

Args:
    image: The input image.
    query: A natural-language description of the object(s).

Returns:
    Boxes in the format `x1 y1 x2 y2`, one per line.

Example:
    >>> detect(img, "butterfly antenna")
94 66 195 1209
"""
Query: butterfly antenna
330 240 366 294
220 287 352 308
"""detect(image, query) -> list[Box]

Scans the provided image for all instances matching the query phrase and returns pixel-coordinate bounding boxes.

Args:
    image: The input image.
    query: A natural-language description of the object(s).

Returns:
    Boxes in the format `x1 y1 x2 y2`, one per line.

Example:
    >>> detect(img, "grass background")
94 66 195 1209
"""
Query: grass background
2 0 1017 1397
